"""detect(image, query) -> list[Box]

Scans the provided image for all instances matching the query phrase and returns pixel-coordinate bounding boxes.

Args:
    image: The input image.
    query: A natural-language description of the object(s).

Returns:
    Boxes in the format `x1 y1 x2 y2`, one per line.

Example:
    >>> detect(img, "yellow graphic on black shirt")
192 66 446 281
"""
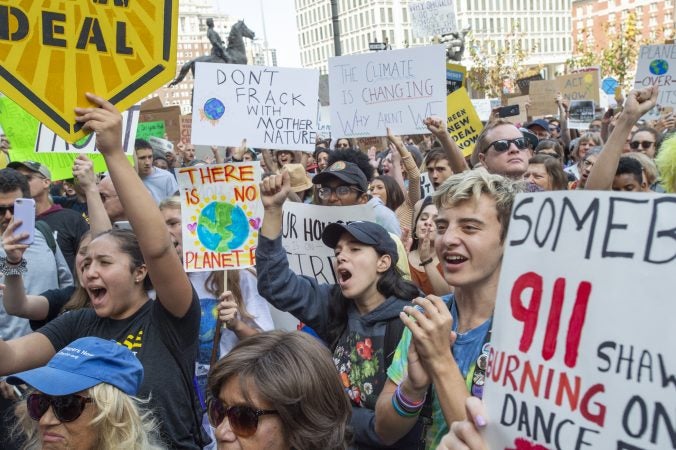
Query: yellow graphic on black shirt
122 330 143 351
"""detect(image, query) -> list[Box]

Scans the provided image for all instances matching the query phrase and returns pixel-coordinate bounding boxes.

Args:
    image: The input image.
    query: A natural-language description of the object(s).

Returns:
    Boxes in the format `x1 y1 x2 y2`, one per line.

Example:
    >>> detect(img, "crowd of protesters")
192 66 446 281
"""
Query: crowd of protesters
0 80 672 450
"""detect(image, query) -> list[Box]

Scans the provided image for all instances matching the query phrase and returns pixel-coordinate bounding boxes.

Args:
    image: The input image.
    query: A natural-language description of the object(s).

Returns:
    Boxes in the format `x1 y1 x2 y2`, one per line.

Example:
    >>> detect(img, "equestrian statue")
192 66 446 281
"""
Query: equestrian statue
169 19 255 87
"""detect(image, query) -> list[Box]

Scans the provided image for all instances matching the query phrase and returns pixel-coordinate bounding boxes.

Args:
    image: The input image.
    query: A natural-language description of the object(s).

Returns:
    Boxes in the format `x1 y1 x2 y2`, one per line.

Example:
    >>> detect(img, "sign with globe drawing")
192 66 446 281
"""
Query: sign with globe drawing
176 162 263 272
634 44 675 120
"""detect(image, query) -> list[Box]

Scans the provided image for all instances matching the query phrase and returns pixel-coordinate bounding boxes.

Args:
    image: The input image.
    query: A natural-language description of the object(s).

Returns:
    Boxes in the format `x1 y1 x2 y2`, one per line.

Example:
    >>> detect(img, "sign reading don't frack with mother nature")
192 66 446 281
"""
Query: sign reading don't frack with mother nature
328 45 446 138
192 63 319 151
177 162 263 272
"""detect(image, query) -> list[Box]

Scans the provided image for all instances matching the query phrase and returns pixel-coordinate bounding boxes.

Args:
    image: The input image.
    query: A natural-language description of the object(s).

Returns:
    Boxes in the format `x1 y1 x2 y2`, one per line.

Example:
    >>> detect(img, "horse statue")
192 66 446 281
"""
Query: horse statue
169 20 255 87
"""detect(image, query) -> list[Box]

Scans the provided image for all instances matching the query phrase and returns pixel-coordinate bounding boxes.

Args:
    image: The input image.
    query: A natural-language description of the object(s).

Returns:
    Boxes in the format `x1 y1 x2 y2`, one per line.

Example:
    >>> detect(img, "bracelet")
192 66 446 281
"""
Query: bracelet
420 257 434 266
391 384 425 417
0 257 27 276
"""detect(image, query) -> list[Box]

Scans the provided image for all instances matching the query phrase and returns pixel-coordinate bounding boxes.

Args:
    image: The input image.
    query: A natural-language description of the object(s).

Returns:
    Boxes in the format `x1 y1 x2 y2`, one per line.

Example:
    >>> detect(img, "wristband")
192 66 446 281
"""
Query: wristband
0 257 27 276
420 257 434 266
391 384 425 417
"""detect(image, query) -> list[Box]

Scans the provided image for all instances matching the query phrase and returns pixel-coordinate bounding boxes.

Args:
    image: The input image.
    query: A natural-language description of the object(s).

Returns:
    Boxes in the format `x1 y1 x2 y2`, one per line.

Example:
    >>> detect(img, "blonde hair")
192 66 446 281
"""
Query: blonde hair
13 384 164 450
432 169 526 242
159 195 181 211
655 133 676 193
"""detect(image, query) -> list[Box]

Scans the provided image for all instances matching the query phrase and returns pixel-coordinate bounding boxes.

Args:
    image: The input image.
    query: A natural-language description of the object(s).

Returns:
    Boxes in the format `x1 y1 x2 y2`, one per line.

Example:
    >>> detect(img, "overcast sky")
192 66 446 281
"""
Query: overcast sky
218 0 302 67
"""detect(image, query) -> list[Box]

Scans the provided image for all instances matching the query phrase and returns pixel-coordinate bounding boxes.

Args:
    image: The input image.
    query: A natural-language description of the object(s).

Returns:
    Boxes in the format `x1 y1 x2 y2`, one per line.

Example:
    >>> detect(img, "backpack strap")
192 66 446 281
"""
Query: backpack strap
384 315 405 369
35 220 57 255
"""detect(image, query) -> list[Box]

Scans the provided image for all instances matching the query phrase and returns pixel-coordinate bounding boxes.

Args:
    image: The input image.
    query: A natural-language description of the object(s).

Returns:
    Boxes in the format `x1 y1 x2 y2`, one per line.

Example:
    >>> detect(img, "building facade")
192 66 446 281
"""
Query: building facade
572 0 675 51
295 0 572 78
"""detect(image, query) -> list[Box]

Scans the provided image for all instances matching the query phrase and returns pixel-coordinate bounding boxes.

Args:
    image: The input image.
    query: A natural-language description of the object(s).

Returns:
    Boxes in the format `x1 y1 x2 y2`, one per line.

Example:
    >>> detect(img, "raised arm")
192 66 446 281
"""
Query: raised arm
425 117 469 174
1 219 49 320
586 86 658 191
72 154 111 235
556 94 571 150
75 93 192 318
0 333 55 376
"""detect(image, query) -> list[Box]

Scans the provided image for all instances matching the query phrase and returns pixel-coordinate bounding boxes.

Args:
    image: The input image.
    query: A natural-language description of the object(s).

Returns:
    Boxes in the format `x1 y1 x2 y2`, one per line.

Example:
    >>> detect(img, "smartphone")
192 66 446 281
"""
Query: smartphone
13 198 35 244
113 221 133 231
497 104 520 118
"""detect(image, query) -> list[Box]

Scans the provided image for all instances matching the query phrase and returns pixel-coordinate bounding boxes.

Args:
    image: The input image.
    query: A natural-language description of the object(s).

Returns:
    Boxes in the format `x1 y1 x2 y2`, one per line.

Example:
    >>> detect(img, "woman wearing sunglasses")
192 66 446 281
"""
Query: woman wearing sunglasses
207 331 351 449
7 336 163 450
0 95 203 449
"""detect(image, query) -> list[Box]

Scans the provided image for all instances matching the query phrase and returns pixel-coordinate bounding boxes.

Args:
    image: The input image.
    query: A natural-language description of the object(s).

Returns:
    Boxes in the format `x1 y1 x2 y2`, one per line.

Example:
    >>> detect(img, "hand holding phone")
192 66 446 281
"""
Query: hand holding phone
13 198 35 245
497 104 520 118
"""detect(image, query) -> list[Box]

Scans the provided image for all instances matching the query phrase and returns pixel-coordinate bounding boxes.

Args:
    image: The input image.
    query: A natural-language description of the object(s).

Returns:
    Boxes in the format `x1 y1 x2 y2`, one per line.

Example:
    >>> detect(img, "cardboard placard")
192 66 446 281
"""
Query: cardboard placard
484 191 676 450
281 202 376 284
528 80 559 117
329 45 447 138
633 44 676 120
446 64 483 157
191 63 319 151
558 70 601 104
568 100 596 130
0 96 135 180
409 0 458 39
176 162 263 272
180 115 192 145
516 74 544 95
138 105 182 150
506 95 531 125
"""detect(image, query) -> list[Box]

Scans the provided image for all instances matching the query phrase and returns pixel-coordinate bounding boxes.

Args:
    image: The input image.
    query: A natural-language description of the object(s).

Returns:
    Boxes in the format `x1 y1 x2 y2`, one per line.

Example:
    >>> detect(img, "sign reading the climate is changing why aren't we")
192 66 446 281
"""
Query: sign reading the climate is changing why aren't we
328 45 446 138
483 191 676 450
177 162 263 272
191 63 319 151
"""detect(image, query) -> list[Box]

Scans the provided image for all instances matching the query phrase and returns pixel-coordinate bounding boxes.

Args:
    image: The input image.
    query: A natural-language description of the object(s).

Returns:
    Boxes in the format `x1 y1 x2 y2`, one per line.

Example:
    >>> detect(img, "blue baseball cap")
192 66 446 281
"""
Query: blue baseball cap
7 337 143 396
322 221 398 264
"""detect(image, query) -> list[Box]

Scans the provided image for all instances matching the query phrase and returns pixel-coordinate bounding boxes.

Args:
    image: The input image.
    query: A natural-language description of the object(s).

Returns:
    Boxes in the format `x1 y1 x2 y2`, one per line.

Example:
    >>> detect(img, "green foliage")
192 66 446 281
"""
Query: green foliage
466 21 542 98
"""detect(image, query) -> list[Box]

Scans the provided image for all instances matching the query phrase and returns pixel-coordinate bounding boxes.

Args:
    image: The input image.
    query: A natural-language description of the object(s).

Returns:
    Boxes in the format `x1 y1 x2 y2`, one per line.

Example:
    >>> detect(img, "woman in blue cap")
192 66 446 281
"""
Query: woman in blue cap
7 336 163 450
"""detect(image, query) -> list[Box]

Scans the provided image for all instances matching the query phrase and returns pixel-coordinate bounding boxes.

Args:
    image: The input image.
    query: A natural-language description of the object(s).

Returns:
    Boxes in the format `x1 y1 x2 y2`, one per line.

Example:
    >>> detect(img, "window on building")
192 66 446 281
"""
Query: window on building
388 8 393 23
380 7 385 23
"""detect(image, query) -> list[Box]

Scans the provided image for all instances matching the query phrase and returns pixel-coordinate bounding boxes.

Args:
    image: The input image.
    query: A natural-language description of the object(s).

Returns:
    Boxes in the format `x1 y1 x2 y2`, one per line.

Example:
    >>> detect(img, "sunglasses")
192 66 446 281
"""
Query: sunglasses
317 185 362 200
629 140 655 150
487 137 528 153
27 393 93 423
0 204 14 215
207 399 278 437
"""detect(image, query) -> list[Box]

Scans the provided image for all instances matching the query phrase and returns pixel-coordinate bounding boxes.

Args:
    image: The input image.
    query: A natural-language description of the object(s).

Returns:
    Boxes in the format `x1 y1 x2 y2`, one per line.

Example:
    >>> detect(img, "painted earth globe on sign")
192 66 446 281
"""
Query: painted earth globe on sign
197 202 249 252
203 98 225 120
649 59 668 76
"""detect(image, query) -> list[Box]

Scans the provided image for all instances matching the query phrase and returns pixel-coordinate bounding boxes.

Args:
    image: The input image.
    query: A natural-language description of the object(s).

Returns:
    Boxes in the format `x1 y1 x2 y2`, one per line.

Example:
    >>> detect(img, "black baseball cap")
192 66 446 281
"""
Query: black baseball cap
313 161 368 192
322 221 398 264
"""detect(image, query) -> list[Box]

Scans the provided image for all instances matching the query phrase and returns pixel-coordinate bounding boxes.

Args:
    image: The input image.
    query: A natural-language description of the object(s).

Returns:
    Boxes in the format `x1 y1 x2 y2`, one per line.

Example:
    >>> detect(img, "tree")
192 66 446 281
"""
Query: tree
567 11 661 91
466 22 542 99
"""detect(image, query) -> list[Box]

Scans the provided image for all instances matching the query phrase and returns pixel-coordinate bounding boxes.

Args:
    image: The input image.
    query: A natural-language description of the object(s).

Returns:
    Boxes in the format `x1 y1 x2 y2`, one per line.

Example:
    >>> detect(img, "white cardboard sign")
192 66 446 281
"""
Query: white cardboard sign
409 0 458 39
281 202 376 284
328 46 447 138
192 63 320 151
483 191 676 450
634 44 676 121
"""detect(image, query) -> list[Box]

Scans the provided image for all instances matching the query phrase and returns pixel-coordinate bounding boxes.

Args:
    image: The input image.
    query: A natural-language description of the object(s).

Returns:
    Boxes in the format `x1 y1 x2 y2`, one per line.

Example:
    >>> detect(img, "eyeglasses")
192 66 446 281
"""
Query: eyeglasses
26 393 93 423
207 399 278 437
487 138 528 153
317 185 362 200
0 204 14 215
629 140 655 150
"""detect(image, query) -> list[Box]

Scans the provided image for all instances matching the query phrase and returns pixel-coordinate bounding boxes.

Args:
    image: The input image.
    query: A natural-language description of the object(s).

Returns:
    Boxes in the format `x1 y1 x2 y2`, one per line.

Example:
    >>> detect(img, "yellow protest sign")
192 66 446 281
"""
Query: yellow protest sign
446 64 483 157
0 1 178 143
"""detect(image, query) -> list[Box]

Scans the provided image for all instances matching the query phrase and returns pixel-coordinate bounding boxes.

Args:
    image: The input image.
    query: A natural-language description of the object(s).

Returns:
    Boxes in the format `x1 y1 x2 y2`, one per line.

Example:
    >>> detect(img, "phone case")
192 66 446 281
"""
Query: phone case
13 198 36 244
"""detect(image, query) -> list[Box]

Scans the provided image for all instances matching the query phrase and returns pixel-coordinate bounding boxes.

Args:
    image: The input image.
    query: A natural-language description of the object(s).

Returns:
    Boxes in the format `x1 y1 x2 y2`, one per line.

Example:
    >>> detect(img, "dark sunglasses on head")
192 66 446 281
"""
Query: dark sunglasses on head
487 137 528 153
207 399 278 437
27 393 93 423
0 204 14 215
629 140 655 150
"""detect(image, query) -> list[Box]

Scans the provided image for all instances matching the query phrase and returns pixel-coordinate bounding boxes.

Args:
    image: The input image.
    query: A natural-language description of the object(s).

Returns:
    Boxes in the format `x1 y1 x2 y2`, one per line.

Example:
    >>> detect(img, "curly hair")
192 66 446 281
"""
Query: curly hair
328 148 375 182
208 331 352 450
0 168 30 198
12 384 164 450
